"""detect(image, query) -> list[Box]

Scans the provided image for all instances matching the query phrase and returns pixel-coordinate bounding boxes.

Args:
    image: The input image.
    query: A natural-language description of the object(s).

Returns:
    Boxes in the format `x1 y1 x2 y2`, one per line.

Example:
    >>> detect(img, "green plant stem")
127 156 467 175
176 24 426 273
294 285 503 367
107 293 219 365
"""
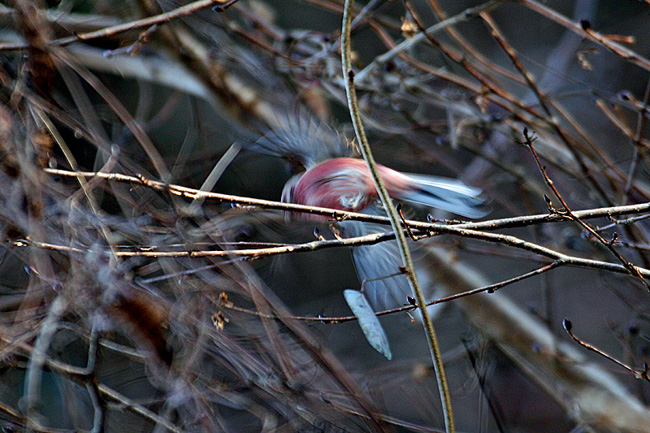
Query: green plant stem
340 2 455 432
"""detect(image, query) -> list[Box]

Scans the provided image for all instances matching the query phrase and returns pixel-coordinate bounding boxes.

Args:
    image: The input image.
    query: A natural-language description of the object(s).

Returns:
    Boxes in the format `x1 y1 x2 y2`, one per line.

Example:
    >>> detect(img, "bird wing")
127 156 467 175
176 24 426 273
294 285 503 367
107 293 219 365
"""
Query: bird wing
250 115 353 169
341 218 413 311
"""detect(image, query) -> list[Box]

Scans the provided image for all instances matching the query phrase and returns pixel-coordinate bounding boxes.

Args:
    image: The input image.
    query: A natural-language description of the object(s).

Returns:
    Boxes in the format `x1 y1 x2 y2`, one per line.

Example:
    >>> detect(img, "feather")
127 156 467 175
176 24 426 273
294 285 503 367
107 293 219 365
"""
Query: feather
400 173 488 218
341 220 412 310
250 115 352 169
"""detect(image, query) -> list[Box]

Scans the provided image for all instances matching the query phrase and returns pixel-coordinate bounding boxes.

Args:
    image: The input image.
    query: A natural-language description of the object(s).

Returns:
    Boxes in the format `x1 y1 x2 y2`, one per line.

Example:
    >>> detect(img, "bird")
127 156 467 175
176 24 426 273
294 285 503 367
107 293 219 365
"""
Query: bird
247 115 487 310
281 156 486 220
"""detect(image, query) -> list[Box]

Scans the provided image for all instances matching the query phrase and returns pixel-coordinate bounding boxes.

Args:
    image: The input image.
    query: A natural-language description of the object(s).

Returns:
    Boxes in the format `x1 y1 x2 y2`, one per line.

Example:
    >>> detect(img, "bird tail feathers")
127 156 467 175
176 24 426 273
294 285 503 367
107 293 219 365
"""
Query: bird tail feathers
401 174 488 219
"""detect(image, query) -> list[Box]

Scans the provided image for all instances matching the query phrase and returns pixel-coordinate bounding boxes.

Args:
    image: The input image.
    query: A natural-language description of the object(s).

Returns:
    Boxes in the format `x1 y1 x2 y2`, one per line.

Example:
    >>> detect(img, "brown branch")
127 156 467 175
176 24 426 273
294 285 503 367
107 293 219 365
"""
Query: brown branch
403 0 544 123
563 319 650 382
16 220 650 279
425 0 523 84
519 0 650 74
15 232 395 258
0 0 228 51
43 167 650 232
38 168 650 279
523 128 650 289
354 0 503 82
220 261 562 324
480 11 612 204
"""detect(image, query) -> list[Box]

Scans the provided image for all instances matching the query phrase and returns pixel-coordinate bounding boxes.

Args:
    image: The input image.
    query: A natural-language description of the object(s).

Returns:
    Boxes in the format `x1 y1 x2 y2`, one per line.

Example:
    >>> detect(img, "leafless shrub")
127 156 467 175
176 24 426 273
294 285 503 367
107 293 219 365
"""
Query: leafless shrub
0 0 649 432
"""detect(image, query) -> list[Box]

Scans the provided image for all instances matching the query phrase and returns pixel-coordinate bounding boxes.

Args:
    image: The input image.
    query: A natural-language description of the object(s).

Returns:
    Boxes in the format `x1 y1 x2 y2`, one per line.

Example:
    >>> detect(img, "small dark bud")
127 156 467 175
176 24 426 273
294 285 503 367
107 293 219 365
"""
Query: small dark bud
396 202 402 212
580 19 591 30
347 69 355 80
407 296 416 305
212 5 224 12
563 318 572 332
398 265 407 273
544 195 553 211
487 288 494 294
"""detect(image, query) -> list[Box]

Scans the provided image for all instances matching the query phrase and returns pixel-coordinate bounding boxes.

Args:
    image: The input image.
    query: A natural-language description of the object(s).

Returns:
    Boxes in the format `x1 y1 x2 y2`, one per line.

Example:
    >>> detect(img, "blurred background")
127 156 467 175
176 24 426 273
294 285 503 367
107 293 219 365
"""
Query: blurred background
0 0 650 431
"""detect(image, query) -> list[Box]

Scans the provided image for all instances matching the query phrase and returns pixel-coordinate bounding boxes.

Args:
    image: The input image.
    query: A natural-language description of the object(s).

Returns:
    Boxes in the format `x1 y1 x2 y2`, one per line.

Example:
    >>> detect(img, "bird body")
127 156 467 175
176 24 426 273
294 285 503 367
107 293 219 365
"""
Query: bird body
281 157 486 219
282 158 390 212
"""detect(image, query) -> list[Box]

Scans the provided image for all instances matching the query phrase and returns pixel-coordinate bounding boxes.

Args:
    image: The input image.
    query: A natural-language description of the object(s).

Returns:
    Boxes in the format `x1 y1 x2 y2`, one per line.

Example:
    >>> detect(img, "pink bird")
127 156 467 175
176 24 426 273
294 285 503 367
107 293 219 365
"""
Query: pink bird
281 156 485 219
249 116 486 309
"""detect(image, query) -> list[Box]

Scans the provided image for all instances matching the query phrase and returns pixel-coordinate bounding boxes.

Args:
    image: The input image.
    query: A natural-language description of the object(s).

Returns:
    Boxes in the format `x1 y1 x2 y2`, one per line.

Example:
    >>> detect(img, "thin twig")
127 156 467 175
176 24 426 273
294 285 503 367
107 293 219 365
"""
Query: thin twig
43 167 650 232
523 128 650 289
519 0 650 73
221 261 561 324
0 0 228 51
563 319 650 382
354 0 502 83
480 11 611 205
14 226 650 279
342 1 454 430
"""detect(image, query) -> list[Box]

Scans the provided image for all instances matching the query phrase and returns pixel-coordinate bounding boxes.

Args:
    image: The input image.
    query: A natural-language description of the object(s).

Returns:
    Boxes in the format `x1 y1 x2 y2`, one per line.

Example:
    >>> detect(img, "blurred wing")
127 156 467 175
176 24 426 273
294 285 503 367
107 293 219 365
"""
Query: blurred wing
341 219 412 311
401 174 489 219
249 115 352 168
344 289 392 359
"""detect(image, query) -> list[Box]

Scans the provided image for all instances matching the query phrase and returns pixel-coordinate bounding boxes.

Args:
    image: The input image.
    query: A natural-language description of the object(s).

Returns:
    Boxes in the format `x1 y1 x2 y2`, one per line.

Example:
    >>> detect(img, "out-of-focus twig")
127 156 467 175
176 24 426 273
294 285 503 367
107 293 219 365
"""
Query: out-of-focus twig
425 247 650 433
519 0 650 73
0 0 228 51
480 11 611 205
354 0 502 83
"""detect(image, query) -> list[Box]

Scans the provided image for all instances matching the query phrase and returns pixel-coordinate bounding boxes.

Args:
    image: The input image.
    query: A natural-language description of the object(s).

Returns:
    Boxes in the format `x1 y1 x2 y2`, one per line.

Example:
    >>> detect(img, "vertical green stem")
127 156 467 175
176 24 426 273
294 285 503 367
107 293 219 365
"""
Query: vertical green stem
340 2 455 432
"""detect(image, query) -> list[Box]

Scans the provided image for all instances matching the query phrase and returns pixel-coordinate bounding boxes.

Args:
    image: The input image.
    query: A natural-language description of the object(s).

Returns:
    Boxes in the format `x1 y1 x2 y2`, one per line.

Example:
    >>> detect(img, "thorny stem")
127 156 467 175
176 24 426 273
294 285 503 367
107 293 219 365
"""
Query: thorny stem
341 1 455 432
